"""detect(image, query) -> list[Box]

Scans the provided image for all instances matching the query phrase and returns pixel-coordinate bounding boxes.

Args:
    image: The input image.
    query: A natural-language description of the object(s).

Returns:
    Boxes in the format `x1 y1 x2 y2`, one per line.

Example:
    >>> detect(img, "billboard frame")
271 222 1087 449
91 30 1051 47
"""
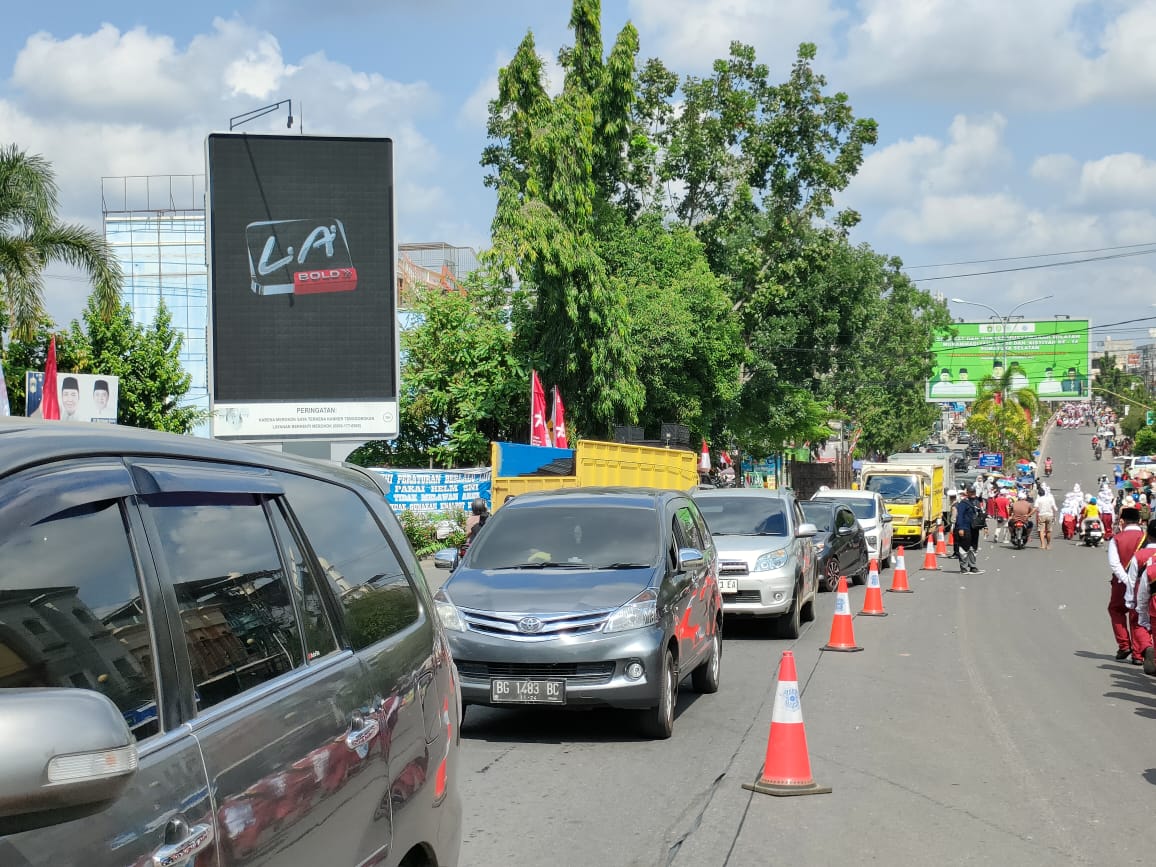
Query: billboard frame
205 131 400 441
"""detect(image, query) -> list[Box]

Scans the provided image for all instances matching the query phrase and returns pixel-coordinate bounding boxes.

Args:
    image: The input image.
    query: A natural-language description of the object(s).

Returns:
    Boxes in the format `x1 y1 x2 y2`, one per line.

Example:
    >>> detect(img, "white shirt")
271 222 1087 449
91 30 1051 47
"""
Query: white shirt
1108 524 1143 584
1036 493 1057 519
1126 543 1156 619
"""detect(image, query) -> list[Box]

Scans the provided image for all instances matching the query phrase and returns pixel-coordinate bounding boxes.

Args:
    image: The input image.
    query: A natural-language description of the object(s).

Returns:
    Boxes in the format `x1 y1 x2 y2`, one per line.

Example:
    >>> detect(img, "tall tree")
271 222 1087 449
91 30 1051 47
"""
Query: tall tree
0 144 122 340
484 2 644 435
968 367 1041 459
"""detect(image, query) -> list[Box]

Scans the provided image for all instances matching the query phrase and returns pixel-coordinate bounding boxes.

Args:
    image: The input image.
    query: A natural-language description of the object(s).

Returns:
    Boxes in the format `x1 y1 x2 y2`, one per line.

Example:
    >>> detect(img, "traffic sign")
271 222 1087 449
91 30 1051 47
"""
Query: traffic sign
1146 410 1154 426
978 453 1004 469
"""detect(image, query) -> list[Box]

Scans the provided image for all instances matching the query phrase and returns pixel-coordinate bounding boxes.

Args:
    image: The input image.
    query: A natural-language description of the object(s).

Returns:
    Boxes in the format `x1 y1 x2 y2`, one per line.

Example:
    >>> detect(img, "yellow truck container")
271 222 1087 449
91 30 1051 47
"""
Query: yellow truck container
858 461 946 548
491 440 700 509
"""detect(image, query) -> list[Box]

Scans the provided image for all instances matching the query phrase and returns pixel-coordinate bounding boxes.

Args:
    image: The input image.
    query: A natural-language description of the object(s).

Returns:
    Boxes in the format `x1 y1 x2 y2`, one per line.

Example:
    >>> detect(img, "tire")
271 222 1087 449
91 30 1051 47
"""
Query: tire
775 590 802 639
800 594 816 624
691 630 721 694
851 557 869 586
639 648 677 739
882 551 892 569
822 558 841 593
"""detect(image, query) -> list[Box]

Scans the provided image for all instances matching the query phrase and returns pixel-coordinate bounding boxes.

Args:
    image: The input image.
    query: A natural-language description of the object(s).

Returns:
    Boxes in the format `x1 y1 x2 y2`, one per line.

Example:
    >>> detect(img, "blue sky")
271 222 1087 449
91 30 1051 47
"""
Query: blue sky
5 0 1156 351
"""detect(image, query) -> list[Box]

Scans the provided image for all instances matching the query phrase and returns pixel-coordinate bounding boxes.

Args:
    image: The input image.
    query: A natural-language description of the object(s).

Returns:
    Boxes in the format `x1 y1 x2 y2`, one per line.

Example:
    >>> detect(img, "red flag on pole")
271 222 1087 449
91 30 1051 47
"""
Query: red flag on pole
552 386 568 448
530 371 550 446
699 439 711 473
41 336 61 420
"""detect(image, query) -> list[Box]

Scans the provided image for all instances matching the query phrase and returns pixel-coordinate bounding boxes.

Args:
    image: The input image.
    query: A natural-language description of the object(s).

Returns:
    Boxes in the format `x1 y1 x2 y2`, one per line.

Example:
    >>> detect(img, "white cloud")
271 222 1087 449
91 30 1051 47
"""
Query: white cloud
629 0 846 73
1030 154 1080 186
2 19 444 325
852 113 1009 205
880 193 1027 245
1077 153 1156 207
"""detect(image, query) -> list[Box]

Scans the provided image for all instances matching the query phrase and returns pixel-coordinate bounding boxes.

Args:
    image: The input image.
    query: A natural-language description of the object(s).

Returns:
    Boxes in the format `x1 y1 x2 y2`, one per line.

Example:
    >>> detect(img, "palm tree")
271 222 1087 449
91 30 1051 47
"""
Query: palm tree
0 144 122 341
969 365 1041 459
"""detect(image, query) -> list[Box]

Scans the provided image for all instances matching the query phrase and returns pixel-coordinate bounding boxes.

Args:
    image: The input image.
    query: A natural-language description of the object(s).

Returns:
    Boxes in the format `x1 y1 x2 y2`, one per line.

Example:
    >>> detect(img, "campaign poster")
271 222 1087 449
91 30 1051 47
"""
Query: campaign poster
25 372 120 423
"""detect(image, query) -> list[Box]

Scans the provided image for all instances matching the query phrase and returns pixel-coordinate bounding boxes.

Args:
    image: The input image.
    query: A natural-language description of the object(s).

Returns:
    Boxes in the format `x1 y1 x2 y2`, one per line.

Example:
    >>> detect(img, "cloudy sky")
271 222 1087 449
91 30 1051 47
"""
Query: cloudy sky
4 0 1156 350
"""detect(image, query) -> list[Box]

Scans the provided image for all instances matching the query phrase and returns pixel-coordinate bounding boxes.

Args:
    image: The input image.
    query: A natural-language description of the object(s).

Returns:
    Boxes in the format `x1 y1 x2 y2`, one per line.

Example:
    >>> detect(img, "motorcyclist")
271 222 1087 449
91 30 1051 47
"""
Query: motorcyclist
465 497 491 545
1081 495 1102 540
1010 491 1035 543
1045 456 1053 476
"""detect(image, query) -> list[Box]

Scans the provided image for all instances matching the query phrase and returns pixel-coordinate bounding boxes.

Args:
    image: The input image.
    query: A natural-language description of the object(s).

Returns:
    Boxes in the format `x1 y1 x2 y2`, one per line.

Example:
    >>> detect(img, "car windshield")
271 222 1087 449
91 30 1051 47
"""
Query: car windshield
695 497 789 536
466 503 660 570
799 502 834 532
865 475 921 504
814 497 876 520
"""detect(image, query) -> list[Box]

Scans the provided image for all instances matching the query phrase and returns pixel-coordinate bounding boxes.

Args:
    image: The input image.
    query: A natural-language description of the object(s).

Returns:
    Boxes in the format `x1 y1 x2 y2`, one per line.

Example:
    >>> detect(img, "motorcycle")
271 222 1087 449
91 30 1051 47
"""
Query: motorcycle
1094 445 1103 461
1044 462 1052 477
1009 517 1031 549
1082 518 1104 547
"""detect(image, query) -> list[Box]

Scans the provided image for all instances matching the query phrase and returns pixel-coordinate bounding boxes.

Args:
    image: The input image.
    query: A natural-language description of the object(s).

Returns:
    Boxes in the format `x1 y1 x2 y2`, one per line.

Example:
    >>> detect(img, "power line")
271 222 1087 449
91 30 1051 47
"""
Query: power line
906 241 1156 269
913 248 1156 281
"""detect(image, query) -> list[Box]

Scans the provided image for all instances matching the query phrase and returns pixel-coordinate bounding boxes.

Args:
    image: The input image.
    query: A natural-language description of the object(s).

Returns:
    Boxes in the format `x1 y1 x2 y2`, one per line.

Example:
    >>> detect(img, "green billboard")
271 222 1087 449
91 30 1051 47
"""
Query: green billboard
926 319 1091 403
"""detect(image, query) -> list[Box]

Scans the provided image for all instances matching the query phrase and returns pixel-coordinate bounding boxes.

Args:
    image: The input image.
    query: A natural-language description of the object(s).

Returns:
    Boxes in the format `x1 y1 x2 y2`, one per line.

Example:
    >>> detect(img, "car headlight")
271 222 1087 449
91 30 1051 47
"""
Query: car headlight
865 534 877 546
433 589 466 632
754 548 790 571
603 588 658 633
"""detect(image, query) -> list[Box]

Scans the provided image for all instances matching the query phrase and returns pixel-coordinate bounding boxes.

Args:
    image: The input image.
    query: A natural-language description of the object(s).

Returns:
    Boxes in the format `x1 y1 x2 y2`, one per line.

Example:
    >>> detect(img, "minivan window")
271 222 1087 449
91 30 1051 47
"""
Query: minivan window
695 497 789 536
145 493 305 712
277 473 421 649
0 500 160 740
268 500 339 661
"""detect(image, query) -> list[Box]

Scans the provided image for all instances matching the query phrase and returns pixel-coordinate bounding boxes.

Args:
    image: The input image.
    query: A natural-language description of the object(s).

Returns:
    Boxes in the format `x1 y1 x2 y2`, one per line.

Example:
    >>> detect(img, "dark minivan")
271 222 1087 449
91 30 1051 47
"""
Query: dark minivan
0 419 461 867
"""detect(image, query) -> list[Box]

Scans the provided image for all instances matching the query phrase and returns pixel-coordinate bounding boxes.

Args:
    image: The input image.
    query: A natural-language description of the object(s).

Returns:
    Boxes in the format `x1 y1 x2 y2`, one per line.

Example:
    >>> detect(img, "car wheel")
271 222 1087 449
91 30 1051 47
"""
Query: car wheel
851 556 868 586
639 648 677 739
775 590 802 639
800 594 815 624
691 630 721 694
882 550 891 569
822 559 841 593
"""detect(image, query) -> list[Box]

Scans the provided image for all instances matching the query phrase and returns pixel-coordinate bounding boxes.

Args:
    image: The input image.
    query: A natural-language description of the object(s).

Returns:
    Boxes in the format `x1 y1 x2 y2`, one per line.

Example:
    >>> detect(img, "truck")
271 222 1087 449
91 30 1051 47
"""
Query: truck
858 459 947 548
490 439 700 510
887 453 956 499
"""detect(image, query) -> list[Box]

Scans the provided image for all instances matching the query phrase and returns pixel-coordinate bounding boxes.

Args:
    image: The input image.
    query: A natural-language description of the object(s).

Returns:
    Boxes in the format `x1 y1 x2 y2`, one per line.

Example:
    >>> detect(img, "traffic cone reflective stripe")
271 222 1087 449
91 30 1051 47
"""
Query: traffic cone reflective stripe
742 651 832 797
859 559 887 616
888 546 913 593
921 536 939 570
935 524 947 556
821 576 863 652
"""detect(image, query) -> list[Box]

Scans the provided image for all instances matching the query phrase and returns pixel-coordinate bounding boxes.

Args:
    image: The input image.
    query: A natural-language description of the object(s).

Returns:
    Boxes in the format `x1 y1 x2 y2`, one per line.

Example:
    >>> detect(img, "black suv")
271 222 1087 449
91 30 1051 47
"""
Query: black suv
0 420 461 866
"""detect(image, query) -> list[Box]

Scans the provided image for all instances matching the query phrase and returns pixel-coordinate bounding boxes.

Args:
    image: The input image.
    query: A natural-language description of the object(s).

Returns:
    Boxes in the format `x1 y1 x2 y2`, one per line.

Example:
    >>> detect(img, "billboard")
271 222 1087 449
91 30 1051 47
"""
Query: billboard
25 372 120 423
206 133 397 440
926 319 1091 403
370 468 492 514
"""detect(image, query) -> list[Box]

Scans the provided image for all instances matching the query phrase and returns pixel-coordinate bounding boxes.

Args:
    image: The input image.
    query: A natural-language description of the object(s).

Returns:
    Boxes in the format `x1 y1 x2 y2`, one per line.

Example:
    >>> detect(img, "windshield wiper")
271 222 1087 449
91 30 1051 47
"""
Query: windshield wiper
595 562 651 569
486 561 593 570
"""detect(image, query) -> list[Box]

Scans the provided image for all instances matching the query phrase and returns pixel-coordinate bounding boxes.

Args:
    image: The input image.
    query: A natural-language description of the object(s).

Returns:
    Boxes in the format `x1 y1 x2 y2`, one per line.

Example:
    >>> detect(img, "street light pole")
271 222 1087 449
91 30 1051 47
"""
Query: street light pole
950 295 1054 460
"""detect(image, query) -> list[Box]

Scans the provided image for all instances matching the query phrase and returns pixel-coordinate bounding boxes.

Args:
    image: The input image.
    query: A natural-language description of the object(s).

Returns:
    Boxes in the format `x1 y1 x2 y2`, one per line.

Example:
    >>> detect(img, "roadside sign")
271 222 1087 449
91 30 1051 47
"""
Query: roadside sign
1146 410 1154 426
978 453 1004 469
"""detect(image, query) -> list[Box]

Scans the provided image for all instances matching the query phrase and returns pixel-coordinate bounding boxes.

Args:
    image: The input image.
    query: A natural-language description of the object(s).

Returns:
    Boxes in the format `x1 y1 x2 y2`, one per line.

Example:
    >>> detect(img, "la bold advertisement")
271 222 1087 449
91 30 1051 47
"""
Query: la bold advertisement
206 133 398 440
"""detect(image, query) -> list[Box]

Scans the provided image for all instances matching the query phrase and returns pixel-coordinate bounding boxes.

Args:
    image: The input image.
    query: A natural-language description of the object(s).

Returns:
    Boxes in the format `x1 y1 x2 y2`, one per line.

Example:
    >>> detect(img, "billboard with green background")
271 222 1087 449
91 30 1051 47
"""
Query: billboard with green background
925 319 1091 403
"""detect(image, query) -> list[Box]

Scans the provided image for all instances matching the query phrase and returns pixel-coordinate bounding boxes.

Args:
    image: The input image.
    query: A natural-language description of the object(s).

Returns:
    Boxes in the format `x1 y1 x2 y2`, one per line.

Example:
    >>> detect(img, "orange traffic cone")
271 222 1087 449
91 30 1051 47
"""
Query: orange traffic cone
888 546 913 593
921 535 939 571
858 559 887 617
821 576 863 652
935 524 947 556
742 650 833 797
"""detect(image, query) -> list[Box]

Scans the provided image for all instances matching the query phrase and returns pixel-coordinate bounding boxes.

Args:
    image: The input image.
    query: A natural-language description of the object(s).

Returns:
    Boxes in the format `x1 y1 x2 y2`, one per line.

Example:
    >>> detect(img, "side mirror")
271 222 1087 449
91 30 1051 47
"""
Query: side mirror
0 689 137 833
678 547 705 570
433 547 461 570
882 512 893 523
837 524 853 536
796 522 819 538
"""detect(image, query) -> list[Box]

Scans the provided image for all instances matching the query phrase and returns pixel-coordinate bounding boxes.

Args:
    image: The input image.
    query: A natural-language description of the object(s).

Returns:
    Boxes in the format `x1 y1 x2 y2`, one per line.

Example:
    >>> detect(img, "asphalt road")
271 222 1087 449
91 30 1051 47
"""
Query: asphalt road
448 426 1154 867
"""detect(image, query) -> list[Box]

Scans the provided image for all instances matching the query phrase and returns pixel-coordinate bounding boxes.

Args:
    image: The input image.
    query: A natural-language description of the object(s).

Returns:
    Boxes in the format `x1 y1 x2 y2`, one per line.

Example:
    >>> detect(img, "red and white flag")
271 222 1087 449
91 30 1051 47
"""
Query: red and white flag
41 336 61 420
720 450 732 468
699 439 711 473
530 370 550 446
552 386 568 448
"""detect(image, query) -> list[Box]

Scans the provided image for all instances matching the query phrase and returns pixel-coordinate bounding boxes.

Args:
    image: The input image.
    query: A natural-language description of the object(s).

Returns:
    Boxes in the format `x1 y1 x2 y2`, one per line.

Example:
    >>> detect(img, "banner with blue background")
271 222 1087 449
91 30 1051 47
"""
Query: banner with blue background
370 467 492 513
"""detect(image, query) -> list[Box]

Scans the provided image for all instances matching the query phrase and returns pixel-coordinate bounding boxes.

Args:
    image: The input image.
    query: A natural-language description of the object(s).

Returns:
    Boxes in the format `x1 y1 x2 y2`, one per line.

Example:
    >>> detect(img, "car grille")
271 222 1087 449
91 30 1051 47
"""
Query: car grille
455 661 616 685
458 607 614 642
728 590 762 602
719 560 749 576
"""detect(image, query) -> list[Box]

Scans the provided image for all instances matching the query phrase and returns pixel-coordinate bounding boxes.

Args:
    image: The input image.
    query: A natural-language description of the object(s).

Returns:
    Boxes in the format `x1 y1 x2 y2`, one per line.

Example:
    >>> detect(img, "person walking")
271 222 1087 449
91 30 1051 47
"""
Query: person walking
954 486 982 574
1127 518 1156 674
991 485 1011 544
1108 506 1145 662
1036 486 1057 550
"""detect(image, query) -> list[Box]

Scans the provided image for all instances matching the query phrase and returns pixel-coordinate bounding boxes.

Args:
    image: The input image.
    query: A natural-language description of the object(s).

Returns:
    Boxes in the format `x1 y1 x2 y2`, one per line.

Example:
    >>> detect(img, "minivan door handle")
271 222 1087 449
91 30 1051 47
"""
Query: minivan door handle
152 819 213 867
345 711 380 752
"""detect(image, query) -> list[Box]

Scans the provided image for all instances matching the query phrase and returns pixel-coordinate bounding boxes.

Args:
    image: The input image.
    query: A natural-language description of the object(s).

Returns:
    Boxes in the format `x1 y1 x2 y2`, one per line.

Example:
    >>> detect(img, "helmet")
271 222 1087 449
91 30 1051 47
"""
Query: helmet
948 488 958 497
471 497 488 515
1018 492 1027 500
1089 496 1097 504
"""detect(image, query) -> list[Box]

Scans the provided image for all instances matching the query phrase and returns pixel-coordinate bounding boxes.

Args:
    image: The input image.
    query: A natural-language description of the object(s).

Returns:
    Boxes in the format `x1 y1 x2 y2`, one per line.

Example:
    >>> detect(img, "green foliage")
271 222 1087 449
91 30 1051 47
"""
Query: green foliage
0 144 122 341
344 587 420 651
0 297 201 433
969 370 1041 459
395 508 467 558
1134 426 1156 456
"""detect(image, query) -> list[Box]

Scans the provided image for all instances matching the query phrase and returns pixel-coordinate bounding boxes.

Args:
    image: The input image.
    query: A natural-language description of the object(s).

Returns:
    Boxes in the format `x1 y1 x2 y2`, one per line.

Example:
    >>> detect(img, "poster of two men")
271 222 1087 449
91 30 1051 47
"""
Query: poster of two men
25 371 119 423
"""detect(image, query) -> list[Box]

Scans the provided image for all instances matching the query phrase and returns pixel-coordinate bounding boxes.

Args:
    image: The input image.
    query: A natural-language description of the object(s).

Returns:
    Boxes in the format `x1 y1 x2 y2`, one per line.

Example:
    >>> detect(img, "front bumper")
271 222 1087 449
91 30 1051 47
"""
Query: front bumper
718 565 795 616
447 626 667 709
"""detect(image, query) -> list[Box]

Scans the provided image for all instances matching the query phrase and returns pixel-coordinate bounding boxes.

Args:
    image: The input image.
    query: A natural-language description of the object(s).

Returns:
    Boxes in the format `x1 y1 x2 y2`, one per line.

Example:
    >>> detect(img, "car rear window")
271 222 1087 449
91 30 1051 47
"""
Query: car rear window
814 497 876 520
799 502 834 531
467 504 660 570
694 497 789 536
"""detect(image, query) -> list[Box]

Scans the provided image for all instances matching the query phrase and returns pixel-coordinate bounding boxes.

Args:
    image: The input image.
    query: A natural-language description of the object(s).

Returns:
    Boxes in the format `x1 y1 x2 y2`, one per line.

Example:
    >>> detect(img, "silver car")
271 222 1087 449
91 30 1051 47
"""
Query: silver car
691 489 818 638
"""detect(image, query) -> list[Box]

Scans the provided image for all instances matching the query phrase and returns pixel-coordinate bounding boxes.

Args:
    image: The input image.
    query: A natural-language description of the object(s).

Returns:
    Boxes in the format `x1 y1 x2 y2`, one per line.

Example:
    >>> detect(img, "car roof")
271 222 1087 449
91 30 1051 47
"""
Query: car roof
0 417 360 483
503 486 680 509
811 489 876 500
692 488 794 501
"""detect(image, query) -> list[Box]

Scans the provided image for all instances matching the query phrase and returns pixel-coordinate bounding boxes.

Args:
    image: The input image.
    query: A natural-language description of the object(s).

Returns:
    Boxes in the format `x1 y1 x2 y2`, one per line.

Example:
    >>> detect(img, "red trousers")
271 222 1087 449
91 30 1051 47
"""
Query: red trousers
1133 597 1156 656
1108 580 1141 659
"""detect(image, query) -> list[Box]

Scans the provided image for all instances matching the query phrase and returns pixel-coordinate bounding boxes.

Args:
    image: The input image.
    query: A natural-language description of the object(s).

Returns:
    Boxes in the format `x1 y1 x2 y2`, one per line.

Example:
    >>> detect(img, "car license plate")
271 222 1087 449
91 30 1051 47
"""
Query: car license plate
490 679 565 704
718 578 739 593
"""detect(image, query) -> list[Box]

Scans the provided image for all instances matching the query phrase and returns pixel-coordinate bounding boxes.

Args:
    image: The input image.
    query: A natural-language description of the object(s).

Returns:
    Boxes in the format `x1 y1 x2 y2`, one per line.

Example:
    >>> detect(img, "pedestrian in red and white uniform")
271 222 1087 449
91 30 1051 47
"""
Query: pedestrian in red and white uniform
1107 506 1145 664
1128 517 1156 675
